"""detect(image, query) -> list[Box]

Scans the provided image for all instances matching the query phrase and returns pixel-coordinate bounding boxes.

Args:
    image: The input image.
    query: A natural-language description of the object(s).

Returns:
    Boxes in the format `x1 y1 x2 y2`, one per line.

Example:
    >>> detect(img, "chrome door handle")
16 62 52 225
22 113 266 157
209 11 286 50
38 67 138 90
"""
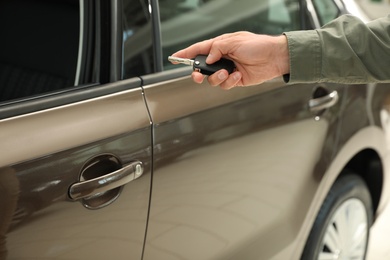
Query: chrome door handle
308 90 339 112
69 161 143 200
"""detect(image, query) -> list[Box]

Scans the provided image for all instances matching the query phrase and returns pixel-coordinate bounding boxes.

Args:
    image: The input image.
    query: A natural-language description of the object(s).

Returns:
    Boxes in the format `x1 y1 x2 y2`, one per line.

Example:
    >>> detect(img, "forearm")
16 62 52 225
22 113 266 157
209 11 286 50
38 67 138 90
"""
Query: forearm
284 14 390 84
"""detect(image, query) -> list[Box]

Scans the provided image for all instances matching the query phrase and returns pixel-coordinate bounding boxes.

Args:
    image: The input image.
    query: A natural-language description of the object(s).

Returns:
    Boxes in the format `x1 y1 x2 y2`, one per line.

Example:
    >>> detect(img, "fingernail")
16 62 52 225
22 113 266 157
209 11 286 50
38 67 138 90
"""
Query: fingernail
218 71 227 80
233 72 241 81
206 53 213 63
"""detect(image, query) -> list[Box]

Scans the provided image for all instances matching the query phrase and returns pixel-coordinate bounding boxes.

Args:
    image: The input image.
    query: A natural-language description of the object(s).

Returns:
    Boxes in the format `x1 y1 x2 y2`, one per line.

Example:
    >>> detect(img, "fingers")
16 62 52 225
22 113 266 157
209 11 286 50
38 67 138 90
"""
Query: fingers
191 72 206 84
172 33 233 61
192 70 242 90
208 70 242 90
220 71 243 90
207 70 229 86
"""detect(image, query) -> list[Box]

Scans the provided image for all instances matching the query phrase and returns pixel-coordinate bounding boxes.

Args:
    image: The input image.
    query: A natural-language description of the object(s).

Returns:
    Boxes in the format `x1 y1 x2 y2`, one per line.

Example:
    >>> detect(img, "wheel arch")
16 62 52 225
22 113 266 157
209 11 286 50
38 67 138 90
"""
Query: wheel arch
290 126 387 260
341 148 383 214
326 125 387 218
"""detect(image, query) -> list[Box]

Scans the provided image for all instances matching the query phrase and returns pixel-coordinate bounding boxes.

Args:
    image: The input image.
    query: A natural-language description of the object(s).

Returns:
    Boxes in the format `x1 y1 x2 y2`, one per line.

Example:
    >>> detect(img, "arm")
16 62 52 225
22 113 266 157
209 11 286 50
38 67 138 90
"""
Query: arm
172 15 390 89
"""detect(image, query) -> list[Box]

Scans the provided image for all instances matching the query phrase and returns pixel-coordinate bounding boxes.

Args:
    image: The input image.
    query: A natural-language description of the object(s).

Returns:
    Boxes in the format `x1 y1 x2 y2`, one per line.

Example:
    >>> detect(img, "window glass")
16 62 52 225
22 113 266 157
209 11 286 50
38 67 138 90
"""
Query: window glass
159 0 301 70
0 0 81 103
313 0 339 25
122 0 155 79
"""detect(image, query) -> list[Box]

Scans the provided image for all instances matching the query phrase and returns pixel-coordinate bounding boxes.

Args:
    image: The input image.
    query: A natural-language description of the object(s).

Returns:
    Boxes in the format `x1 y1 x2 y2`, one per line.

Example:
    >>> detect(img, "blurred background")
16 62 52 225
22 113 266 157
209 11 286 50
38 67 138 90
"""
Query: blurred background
355 0 389 18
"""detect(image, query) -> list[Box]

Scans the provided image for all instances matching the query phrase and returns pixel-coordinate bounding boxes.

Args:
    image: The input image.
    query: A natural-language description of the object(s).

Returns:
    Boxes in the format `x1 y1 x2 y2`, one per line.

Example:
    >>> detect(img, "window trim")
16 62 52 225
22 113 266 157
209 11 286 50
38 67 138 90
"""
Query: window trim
75 0 85 86
110 0 123 82
305 0 322 28
0 0 144 120
0 79 141 120
120 0 162 80
78 0 98 85
150 0 163 73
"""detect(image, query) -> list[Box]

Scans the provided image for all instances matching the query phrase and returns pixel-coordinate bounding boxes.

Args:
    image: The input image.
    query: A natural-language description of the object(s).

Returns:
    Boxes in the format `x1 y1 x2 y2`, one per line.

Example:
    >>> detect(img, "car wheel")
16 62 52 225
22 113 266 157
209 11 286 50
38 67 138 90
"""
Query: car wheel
301 173 373 260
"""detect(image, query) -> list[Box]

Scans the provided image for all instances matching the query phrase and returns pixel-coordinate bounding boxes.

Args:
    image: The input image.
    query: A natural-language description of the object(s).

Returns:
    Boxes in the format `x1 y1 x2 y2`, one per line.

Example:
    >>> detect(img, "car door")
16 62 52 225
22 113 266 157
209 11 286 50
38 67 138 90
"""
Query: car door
141 0 347 259
0 1 152 259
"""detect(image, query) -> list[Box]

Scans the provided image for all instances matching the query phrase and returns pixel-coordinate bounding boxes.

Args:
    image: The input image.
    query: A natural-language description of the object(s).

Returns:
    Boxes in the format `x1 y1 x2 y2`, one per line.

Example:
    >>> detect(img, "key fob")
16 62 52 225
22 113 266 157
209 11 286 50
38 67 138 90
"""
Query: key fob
193 55 236 76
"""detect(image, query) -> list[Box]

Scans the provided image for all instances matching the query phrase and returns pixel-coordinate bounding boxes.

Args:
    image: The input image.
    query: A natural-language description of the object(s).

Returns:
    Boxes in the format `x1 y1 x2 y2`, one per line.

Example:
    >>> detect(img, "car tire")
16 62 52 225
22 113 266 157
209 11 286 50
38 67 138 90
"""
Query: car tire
301 173 373 260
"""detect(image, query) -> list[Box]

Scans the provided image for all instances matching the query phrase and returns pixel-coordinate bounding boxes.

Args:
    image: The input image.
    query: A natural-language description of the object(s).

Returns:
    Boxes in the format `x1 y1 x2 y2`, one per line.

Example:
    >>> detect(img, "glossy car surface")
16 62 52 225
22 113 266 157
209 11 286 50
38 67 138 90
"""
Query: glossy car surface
0 0 388 259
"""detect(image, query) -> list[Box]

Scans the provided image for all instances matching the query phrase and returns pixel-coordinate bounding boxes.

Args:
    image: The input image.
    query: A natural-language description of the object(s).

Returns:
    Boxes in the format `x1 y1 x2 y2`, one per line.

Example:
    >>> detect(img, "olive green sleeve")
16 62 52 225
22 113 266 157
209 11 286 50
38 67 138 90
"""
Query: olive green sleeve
283 14 390 84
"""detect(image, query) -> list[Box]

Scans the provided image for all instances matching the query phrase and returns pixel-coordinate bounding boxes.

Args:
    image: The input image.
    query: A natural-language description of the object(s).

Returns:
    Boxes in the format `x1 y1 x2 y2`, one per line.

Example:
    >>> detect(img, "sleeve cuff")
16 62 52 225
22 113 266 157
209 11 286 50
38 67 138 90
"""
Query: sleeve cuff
283 30 321 84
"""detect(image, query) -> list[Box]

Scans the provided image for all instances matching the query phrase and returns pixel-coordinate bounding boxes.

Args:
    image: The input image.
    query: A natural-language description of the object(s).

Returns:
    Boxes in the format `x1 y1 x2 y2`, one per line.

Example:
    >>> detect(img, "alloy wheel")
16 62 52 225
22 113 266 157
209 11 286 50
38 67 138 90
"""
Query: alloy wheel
318 198 368 260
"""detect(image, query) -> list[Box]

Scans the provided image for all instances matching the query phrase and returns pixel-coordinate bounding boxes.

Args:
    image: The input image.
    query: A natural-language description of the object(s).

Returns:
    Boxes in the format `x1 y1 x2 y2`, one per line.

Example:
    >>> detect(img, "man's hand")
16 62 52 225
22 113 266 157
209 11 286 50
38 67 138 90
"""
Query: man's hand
171 31 290 90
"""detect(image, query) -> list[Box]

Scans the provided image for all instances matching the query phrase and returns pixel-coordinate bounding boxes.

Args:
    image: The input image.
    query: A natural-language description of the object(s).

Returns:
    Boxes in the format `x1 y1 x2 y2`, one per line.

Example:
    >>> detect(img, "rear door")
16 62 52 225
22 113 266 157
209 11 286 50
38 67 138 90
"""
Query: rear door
0 1 152 259
141 0 346 259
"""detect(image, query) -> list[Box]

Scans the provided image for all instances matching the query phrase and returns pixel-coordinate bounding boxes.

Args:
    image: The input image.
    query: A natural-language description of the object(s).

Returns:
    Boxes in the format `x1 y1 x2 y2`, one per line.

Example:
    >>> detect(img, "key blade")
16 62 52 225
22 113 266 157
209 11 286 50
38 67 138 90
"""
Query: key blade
168 56 194 66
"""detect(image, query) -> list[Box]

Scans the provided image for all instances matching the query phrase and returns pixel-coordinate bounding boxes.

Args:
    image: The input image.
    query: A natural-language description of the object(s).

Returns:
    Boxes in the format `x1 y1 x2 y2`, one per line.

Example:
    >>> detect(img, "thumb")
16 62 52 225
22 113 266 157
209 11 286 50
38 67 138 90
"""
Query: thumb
206 33 235 64
206 45 224 64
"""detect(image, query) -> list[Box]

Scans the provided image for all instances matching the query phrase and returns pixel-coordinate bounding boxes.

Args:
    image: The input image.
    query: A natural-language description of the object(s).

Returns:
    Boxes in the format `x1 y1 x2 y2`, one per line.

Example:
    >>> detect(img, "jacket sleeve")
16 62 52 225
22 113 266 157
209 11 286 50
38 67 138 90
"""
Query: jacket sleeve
283 14 390 84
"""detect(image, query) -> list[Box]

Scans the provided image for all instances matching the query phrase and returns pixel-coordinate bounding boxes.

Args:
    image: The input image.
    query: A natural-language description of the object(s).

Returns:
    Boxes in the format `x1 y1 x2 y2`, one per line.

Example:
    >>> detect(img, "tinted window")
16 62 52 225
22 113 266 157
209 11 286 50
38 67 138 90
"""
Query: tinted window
0 0 81 103
122 0 155 79
159 0 301 70
313 0 339 25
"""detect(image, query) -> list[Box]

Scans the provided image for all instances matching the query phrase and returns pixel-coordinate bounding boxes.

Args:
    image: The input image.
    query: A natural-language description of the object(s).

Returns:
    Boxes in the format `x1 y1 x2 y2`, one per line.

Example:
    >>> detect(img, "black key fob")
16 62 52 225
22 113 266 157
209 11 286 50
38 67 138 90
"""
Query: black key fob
193 55 236 76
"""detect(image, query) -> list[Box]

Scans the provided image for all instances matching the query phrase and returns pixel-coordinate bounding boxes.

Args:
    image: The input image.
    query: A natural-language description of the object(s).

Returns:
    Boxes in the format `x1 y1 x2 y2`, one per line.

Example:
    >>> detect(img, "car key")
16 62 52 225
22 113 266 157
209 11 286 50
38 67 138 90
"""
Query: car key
168 55 236 76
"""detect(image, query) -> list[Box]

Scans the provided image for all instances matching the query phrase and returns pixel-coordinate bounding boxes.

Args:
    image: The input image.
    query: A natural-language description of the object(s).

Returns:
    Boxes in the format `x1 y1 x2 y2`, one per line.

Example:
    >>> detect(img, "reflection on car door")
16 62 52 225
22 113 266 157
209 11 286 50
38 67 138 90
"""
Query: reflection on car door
0 80 152 259
141 71 345 260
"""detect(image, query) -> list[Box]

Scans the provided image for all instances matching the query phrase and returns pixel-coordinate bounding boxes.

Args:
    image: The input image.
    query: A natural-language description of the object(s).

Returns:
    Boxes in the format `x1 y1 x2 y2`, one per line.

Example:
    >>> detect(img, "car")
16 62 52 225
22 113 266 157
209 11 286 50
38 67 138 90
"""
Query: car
0 0 388 259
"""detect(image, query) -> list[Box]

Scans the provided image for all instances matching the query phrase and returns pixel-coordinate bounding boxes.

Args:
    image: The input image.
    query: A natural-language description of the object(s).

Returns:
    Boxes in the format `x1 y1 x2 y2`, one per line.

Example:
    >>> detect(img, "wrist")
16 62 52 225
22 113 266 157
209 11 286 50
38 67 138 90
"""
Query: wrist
275 35 290 76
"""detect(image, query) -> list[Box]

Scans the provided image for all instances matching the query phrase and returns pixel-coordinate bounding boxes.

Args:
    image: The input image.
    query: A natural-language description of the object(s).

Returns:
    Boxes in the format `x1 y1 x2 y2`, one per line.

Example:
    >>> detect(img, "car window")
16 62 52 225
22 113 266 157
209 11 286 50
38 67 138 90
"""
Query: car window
0 0 83 104
159 0 301 70
312 0 339 25
122 0 155 79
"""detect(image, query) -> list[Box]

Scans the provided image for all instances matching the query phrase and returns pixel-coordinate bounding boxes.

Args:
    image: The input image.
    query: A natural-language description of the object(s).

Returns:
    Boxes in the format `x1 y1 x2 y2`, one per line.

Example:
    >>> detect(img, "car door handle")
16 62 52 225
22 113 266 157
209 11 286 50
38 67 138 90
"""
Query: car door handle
68 161 143 200
308 90 339 112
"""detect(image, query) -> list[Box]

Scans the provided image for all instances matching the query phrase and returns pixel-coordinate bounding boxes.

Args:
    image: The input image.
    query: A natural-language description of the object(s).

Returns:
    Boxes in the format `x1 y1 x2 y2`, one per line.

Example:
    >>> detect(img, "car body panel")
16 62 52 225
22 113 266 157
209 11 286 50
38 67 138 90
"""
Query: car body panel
341 83 390 214
0 83 152 259
142 73 347 259
288 82 390 259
